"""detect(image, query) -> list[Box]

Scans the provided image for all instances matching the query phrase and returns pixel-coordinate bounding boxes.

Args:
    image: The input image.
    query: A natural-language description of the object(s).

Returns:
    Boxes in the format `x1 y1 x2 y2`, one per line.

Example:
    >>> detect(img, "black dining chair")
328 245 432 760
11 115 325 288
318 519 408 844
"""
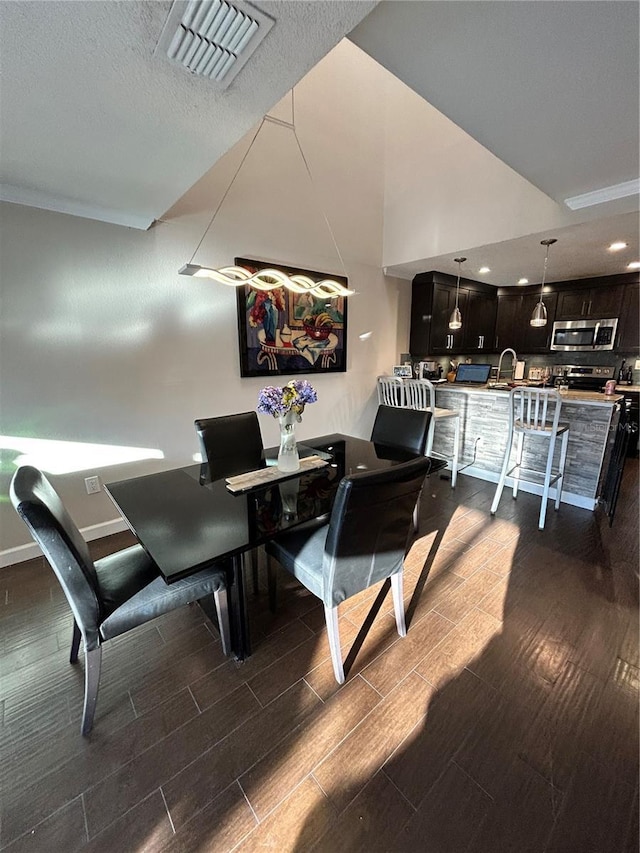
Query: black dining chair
195 411 264 594
10 465 231 736
370 404 432 538
370 403 432 456
194 411 264 477
265 456 433 684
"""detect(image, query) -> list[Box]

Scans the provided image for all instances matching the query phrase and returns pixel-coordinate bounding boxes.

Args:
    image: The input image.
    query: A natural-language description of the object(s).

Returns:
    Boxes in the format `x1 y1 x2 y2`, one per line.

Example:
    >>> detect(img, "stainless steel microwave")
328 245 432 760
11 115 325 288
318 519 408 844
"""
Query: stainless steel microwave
550 318 618 351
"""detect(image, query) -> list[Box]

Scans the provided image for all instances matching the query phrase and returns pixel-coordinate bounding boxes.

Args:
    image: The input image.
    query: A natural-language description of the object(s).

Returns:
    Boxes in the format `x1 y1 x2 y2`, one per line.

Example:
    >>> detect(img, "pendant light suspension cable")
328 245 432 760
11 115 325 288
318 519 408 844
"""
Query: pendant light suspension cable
179 88 353 298
530 238 557 328
449 256 466 330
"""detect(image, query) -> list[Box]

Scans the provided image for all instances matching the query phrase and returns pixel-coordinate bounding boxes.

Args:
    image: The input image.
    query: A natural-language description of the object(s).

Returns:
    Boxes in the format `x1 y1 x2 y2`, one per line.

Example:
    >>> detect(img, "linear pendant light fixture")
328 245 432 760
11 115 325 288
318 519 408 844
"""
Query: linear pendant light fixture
449 257 466 330
530 238 557 328
179 90 354 298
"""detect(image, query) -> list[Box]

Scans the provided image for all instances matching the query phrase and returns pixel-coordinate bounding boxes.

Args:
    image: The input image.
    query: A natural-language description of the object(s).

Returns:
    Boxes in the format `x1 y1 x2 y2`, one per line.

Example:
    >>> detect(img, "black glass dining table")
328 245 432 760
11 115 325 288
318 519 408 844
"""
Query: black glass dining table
105 433 446 660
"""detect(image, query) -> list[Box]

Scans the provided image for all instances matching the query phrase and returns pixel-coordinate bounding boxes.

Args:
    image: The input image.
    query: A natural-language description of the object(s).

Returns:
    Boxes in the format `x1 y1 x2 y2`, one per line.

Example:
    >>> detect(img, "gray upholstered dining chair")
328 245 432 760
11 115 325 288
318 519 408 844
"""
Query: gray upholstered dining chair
10 465 231 735
265 456 433 684
195 411 264 594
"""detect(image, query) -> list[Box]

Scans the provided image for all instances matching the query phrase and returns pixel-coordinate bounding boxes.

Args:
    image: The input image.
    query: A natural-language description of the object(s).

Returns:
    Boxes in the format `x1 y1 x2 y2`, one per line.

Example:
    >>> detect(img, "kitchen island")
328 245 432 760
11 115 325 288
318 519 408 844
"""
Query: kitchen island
429 385 624 510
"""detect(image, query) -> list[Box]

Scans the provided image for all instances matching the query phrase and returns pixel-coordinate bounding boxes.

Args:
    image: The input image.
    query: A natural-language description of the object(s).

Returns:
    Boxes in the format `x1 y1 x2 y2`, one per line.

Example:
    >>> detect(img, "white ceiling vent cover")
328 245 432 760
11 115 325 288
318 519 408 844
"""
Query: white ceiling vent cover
155 0 274 87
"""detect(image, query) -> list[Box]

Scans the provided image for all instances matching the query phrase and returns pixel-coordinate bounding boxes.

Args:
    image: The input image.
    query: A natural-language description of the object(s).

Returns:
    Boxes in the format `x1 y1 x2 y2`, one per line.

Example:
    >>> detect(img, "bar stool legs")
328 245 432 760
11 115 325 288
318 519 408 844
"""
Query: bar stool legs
491 388 570 530
425 414 460 488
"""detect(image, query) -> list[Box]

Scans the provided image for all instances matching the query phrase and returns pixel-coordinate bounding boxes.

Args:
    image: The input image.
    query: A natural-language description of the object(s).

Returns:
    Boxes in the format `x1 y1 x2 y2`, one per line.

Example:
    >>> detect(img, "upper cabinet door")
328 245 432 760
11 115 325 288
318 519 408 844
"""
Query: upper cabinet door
463 290 497 351
431 283 467 352
588 285 624 318
556 285 624 319
494 293 522 352
617 283 639 353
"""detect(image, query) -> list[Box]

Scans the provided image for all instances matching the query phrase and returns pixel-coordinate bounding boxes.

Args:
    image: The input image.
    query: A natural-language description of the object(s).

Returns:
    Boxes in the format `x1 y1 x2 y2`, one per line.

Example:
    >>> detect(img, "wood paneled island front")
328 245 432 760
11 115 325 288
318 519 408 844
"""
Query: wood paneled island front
428 385 623 510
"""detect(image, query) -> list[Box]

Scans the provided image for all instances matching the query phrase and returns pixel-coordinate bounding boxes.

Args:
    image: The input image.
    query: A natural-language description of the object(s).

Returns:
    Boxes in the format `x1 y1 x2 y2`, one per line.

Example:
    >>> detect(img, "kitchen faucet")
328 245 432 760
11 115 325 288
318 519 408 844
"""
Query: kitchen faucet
496 348 518 383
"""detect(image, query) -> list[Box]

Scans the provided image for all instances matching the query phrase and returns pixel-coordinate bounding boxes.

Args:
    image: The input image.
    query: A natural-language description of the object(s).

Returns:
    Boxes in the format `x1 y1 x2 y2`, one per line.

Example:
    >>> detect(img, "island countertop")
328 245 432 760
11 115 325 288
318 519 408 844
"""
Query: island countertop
432 383 624 406
428 383 623 510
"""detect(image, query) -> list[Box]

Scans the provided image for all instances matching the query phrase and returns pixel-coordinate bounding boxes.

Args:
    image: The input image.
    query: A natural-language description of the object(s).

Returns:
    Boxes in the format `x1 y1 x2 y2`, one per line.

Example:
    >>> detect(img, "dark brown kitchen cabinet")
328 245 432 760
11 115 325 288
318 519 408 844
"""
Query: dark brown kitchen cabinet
430 282 467 352
410 271 497 356
494 289 557 353
617 282 639 352
464 290 497 352
494 293 522 351
555 284 624 320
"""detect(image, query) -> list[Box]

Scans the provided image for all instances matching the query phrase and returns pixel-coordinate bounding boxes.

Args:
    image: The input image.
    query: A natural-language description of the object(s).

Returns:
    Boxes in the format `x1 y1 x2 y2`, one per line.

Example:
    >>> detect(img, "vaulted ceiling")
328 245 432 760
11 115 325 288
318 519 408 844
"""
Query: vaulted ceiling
1 1 638 280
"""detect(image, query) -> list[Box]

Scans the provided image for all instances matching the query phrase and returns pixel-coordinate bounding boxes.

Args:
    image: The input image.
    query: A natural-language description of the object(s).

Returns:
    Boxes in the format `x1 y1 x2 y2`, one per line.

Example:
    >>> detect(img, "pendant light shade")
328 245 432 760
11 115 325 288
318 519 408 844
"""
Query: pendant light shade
530 238 557 328
449 256 466 330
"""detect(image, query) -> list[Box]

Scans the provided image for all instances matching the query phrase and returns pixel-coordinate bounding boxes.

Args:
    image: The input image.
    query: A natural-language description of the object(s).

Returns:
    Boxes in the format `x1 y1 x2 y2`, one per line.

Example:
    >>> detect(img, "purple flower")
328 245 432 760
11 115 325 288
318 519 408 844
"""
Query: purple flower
257 380 317 418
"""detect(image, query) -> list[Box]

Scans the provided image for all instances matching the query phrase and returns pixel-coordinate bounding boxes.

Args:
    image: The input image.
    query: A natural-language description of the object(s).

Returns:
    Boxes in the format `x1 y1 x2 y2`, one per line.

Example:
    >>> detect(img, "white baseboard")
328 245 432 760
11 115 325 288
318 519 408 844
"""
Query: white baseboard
459 465 597 511
0 518 129 569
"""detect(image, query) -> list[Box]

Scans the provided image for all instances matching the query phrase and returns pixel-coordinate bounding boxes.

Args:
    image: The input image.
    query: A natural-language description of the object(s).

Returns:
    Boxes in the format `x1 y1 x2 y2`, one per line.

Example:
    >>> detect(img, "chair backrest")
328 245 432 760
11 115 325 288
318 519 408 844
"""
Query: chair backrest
510 387 564 434
377 376 405 407
323 456 433 605
195 411 264 477
9 466 103 648
371 405 432 456
404 378 436 413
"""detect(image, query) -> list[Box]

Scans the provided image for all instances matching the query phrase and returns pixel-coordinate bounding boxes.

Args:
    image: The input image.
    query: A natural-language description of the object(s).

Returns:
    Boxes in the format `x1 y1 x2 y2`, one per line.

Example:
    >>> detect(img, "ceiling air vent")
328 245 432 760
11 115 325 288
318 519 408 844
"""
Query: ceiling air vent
155 0 274 88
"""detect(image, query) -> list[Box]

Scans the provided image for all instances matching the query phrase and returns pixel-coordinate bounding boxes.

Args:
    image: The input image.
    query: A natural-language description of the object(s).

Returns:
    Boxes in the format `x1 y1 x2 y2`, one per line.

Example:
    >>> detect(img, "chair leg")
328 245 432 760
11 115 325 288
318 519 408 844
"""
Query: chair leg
491 425 514 515
324 605 345 684
267 555 277 614
555 430 570 510
539 431 559 530
70 619 81 664
250 549 259 596
81 646 102 736
512 432 525 499
390 572 406 637
213 588 231 657
425 418 435 457
451 417 460 489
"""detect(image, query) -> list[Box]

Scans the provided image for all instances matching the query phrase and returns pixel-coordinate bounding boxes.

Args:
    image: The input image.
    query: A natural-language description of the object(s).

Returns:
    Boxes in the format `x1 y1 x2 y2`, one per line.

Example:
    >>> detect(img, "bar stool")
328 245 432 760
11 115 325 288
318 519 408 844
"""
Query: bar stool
404 378 460 487
377 375 405 407
491 387 570 530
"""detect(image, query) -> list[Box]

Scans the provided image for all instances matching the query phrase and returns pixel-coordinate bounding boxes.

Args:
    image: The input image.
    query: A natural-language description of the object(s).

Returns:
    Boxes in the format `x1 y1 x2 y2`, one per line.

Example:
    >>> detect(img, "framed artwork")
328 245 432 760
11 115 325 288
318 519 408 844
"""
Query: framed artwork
235 257 348 378
393 365 413 378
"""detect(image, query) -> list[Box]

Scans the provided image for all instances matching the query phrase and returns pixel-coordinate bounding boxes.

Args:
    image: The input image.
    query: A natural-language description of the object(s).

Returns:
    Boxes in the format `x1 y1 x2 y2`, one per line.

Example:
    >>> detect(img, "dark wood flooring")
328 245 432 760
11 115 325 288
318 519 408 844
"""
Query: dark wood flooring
1 464 638 852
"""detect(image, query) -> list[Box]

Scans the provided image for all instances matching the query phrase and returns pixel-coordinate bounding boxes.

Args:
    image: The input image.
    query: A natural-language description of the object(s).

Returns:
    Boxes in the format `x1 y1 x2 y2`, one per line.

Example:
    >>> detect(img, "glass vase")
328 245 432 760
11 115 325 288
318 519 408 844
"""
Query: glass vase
277 412 300 472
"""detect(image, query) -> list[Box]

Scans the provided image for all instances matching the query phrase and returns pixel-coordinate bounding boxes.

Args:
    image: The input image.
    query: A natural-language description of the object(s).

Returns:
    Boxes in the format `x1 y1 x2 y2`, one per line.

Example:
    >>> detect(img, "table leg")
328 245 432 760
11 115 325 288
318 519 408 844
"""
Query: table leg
229 553 251 660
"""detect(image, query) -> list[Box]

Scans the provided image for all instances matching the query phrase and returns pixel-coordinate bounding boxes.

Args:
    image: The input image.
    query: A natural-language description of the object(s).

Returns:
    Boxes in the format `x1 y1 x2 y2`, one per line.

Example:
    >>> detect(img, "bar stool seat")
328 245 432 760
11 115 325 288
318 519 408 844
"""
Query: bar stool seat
404 378 460 487
377 375 405 407
490 387 570 529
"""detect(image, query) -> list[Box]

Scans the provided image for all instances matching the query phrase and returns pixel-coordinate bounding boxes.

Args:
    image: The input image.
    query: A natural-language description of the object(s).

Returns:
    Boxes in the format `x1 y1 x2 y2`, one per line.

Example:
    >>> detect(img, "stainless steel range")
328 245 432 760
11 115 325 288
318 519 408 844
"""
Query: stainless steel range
551 364 615 391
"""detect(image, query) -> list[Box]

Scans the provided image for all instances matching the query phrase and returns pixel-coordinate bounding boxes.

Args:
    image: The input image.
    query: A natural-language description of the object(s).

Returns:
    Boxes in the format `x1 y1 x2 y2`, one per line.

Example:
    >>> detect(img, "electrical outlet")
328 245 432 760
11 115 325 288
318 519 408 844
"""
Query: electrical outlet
84 476 101 495
635 359 640 370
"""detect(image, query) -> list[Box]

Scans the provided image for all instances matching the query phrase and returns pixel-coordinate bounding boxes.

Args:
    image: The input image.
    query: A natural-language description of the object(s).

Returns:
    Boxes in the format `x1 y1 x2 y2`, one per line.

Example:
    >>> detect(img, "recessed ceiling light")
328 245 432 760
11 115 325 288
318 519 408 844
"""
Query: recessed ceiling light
479 266 490 274
609 241 628 252
628 261 640 270
518 278 529 285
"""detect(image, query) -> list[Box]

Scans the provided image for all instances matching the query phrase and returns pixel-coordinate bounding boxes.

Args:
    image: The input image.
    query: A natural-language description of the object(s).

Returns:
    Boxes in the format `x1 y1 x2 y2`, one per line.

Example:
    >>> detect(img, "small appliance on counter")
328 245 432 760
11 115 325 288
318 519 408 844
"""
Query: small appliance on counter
418 361 443 380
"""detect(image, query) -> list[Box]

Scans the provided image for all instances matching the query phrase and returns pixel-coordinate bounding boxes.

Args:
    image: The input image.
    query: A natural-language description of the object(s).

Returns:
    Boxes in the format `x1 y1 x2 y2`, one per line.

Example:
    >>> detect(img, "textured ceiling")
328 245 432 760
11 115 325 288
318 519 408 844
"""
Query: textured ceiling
0 0 638 284
0 0 377 228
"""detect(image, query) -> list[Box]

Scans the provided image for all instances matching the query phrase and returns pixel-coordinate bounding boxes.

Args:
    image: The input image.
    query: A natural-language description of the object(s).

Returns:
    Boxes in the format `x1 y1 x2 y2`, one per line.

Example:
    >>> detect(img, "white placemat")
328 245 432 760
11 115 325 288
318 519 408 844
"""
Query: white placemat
225 455 329 493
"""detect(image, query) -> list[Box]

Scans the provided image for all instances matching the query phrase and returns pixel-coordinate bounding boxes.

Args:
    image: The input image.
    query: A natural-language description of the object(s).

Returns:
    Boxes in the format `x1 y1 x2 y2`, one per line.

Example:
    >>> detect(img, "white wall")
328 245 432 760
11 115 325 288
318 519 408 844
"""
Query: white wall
381 73 579 267
0 42 409 556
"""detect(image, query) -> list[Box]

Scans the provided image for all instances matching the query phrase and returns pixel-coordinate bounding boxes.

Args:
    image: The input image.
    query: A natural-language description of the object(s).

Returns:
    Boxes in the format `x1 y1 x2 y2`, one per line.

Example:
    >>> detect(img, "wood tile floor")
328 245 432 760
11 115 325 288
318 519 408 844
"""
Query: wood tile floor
1 464 638 852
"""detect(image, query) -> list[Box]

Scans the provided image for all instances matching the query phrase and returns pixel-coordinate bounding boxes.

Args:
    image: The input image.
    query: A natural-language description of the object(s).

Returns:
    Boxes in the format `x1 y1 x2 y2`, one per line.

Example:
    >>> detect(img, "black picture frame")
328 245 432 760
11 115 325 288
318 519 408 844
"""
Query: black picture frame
235 257 348 378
